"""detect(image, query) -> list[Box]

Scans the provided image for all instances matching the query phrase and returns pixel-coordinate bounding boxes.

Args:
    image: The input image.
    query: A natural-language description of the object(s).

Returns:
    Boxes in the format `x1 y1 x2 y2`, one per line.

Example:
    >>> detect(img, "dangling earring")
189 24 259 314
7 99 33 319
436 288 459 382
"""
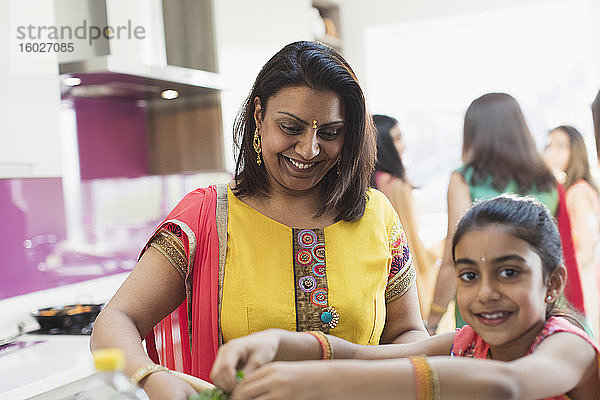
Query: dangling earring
336 157 341 175
253 127 262 165
545 295 553 302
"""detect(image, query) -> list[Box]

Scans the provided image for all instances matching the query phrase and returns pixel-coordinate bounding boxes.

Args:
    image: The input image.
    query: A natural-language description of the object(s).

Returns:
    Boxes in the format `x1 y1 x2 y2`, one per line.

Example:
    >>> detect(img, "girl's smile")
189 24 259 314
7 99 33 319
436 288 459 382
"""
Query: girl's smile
454 223 551 360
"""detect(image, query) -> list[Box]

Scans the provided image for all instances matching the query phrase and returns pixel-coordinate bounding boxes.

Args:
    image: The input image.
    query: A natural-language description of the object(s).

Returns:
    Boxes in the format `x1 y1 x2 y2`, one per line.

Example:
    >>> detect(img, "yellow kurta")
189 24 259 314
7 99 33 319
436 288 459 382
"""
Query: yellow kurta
221 186 415 345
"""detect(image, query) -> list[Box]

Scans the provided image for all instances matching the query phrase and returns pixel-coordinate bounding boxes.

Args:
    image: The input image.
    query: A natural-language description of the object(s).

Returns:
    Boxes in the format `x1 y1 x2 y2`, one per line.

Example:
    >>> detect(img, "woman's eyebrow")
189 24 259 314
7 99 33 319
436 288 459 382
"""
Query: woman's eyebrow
277 111 344 127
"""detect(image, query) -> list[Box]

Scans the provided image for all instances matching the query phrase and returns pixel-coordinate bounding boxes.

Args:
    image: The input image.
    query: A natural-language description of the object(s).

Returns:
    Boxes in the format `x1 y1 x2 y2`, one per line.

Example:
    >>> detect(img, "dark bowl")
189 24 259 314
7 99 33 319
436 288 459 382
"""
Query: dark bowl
32 303 103 332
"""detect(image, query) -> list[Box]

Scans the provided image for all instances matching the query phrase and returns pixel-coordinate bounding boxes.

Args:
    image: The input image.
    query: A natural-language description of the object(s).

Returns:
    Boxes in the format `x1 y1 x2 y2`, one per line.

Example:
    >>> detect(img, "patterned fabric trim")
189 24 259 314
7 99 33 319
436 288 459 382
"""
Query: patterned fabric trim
149 229 188 279
385 213 416 303
163 219 197 270
385 266 416 303
215 183 229 347
292 228 332 332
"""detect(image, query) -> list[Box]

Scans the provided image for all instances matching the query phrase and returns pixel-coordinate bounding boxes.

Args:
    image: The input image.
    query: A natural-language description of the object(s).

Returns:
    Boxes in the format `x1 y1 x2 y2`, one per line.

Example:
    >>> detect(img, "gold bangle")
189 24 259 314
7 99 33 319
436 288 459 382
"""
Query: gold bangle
408 356 439 400
305 330 333 360
130 364 170 384
429 302 447 314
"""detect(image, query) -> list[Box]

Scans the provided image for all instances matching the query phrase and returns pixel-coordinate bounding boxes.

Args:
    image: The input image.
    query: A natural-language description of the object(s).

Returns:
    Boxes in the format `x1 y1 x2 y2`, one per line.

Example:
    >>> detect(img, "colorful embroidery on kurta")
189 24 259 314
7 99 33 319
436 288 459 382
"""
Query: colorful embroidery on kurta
385 213 417 303
293 228 337 332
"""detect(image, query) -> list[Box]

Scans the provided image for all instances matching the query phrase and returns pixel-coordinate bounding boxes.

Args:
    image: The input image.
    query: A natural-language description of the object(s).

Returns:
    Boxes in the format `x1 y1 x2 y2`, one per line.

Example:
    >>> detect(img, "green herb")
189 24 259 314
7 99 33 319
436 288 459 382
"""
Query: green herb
188 388 229 400
188 370 244 400
236 370 245 382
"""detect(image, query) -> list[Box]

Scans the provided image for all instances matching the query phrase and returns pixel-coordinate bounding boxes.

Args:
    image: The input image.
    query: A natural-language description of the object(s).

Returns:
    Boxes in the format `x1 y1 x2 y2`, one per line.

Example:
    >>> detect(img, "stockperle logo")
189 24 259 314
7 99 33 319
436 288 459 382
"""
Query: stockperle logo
16 19 146 46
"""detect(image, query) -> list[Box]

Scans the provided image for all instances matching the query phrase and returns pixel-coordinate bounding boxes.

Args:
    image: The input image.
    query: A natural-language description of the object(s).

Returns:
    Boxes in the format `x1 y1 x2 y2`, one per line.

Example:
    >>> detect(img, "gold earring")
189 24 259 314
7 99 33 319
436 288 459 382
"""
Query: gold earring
253 127 262 165
336 157 341 175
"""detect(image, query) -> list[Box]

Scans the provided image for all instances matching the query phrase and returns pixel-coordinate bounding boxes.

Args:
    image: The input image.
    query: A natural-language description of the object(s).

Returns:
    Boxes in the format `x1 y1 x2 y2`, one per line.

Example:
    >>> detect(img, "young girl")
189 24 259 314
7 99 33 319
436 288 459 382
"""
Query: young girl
209 196 599 400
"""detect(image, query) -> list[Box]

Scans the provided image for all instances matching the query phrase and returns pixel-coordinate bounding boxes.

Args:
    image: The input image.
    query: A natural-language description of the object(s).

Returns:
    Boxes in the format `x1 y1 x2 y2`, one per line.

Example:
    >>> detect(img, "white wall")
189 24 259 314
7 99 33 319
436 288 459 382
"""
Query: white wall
212 0 314 172
339 0 600 84
1 0 62 178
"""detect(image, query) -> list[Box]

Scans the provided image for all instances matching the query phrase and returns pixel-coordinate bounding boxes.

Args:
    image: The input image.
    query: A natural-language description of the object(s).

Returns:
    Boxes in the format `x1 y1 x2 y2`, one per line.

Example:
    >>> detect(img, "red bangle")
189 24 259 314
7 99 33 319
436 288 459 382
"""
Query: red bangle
305 331 332 360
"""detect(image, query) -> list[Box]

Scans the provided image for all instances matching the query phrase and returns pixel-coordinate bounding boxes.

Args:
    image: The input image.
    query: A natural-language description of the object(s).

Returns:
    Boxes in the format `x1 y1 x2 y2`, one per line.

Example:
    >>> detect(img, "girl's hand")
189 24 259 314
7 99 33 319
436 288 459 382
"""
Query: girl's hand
210 329 283 392
230 361 339 400
141 371 198 400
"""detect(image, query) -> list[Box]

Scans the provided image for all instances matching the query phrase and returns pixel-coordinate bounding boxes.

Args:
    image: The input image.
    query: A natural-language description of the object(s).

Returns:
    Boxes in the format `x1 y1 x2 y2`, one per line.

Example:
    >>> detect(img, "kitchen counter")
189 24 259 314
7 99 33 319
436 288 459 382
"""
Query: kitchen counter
0 334 94 399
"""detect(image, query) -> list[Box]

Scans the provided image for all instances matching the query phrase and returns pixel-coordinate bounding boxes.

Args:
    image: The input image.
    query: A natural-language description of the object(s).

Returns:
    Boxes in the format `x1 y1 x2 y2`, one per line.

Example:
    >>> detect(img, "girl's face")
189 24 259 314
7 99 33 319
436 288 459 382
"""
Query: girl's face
254 86 345 195
544 129 570 174
390 124 405 157
454 224 552 360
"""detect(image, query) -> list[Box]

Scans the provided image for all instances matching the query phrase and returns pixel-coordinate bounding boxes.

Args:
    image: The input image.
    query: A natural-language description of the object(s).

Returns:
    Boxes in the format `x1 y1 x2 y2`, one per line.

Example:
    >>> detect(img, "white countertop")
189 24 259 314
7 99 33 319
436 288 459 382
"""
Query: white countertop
0 334 94 399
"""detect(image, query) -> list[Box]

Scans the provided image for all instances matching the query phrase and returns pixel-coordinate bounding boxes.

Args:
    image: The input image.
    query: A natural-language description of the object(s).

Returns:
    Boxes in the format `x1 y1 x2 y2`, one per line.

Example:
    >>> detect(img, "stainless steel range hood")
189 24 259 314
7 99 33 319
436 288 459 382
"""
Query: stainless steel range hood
56 0 222 99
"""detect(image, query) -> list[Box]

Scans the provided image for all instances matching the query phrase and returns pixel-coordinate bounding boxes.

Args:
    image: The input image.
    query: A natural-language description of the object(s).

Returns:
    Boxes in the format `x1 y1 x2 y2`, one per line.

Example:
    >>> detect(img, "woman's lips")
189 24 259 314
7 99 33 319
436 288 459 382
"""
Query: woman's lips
284 156 317 171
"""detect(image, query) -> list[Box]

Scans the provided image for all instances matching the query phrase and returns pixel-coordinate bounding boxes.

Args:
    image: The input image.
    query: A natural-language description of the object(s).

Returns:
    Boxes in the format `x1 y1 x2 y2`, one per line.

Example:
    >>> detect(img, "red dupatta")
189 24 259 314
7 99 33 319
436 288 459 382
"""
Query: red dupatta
145 186 220 381
556 183 585 314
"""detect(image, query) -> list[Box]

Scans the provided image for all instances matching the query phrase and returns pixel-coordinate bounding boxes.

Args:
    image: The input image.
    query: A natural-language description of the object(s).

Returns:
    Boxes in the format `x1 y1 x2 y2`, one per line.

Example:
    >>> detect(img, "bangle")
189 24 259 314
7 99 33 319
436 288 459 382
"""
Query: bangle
429 302 447 314
408 356 439 400
130 364 170 384
305 330 333 360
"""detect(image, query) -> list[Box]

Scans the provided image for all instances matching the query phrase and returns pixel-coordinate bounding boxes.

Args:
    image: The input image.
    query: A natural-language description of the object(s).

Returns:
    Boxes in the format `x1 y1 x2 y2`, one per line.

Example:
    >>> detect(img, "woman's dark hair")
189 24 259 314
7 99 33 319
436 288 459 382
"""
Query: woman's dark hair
592 89 600 162
372 114 406 184
452 195 585 327
462 93 556 194
233 41 376 222
550 125 598 193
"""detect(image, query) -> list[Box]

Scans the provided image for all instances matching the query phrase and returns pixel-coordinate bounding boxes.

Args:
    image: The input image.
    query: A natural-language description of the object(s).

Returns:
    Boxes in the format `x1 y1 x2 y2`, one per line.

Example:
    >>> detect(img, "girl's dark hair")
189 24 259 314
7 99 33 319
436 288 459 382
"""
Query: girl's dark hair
592 89 600 162
233 41 376 222
371 114 407 184
452 195 585 327
462 93 556 194
550 125 599 193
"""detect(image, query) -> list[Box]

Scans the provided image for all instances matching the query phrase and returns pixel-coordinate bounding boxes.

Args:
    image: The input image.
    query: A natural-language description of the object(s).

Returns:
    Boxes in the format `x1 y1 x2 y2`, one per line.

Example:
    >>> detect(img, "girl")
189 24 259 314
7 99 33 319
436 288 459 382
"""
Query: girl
545 125 600 343
210 196 599 400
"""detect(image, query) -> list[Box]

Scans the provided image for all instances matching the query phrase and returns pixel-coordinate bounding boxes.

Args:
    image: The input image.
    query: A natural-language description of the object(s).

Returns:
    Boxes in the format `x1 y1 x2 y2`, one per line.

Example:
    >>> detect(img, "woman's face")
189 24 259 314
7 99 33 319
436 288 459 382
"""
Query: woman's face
254 86 345 195
390 124 405 157
544 129 570 174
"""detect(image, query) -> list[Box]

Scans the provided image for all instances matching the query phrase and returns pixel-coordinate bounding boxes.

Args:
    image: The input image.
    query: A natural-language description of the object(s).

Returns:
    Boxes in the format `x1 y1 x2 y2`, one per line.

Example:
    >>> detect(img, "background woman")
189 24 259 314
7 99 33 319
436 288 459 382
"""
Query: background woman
545 125 600 342
371 114 437 315
426 92 584 334
90 41 427 400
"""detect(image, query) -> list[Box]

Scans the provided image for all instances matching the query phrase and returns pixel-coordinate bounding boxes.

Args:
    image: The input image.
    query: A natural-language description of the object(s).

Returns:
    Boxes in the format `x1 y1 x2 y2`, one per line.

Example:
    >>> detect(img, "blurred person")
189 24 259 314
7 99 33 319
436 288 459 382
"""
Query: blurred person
593 89 600 162
425 93 584 334
545 125 600 342
371 114 437 315
90 41 427 400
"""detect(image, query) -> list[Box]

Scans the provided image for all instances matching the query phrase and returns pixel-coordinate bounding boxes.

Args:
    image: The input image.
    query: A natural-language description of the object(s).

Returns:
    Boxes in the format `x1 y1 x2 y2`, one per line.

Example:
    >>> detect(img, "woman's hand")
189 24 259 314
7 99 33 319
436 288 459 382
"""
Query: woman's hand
141 371 198 400
210 329 283 392
229 361 338 400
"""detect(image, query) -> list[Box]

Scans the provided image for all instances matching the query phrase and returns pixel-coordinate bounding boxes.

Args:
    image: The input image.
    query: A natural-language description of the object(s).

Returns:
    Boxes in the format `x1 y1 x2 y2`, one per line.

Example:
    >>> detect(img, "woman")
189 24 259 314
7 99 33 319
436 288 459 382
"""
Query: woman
425 93 584 334
545 125 600 342
371 114 436 315
593 89 600 162
90 41 427 400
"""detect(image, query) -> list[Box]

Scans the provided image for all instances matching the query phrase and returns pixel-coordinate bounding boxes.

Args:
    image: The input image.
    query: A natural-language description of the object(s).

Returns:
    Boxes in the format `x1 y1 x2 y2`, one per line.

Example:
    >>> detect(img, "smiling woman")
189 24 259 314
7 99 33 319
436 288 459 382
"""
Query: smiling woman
89 41 428 400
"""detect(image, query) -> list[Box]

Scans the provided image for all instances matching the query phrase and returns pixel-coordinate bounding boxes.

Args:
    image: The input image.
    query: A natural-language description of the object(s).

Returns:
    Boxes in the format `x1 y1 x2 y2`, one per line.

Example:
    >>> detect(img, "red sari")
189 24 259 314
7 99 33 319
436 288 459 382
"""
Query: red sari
143 186 221 381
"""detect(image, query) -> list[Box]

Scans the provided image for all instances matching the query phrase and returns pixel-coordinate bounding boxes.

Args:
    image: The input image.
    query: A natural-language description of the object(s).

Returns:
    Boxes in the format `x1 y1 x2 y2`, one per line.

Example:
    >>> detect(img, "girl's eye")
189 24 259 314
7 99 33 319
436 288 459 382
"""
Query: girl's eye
459 271 478 282
499 268 519 279
279 123 303 134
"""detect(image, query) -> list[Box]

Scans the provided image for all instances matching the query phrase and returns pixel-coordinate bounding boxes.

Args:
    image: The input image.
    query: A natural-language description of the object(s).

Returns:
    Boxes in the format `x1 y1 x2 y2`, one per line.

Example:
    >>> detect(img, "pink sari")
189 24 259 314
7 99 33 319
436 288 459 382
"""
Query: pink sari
143 186 221 381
